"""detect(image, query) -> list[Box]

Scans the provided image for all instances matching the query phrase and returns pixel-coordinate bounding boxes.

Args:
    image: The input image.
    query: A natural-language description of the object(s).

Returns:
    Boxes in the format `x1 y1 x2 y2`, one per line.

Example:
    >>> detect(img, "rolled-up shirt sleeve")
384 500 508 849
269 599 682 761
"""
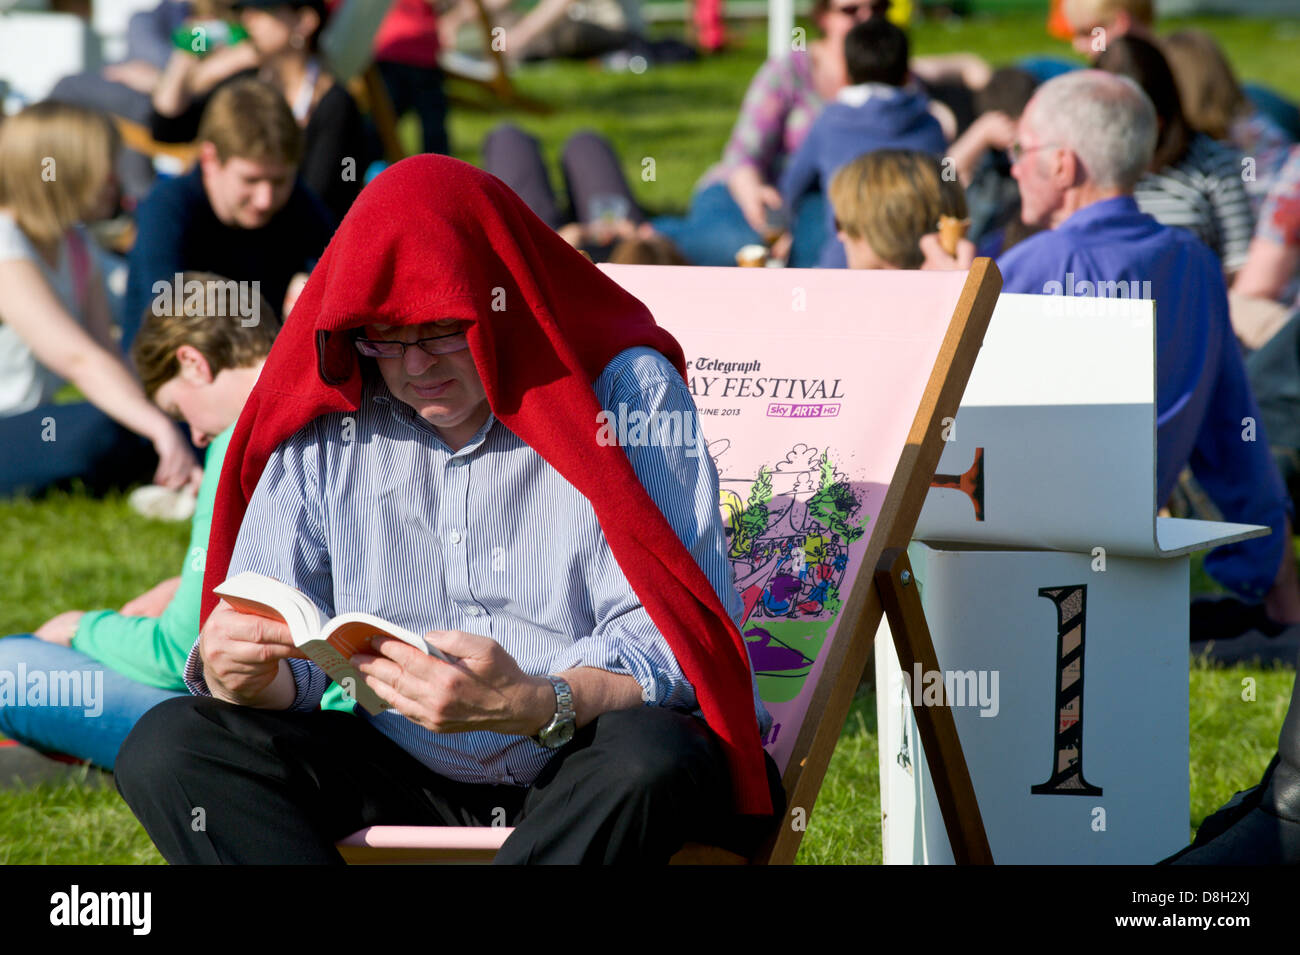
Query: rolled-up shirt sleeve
559 349 770 732
547 605 698 711
183 424 336 711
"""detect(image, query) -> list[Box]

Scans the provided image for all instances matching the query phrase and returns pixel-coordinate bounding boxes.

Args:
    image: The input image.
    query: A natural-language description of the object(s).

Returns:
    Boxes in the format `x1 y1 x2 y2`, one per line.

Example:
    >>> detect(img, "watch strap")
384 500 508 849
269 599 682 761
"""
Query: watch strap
532 674 575 747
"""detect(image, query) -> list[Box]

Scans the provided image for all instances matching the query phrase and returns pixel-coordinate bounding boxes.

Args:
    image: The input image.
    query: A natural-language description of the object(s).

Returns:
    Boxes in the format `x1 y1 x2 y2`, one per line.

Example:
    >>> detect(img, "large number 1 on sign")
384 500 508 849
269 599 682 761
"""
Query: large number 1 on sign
1032 585 1103 796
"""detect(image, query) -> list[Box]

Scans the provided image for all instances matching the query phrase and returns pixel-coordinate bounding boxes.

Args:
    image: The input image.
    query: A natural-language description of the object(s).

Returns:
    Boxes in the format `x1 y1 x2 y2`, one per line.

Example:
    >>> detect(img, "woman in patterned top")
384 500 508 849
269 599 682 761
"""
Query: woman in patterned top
1097 35 1255 277
1234 145 1300 311
648 0 888 267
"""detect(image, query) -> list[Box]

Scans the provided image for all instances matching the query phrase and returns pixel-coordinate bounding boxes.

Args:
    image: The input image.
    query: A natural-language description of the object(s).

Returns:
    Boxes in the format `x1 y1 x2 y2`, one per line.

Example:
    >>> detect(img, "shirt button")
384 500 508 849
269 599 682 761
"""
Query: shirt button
464 605 481 617
448 530 462 545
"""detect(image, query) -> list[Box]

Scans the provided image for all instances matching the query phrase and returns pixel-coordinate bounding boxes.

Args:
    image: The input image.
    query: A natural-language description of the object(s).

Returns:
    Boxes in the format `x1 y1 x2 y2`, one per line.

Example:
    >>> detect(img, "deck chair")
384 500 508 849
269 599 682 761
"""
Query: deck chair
346 65 408 165
338 261 1003 864
113 70 404 176
112 116 201 170
439 0 551 114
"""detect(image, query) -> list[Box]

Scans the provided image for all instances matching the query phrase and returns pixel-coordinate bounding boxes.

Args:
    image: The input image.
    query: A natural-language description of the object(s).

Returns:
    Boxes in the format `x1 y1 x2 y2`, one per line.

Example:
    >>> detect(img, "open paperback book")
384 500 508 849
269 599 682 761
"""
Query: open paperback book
214 571 450 716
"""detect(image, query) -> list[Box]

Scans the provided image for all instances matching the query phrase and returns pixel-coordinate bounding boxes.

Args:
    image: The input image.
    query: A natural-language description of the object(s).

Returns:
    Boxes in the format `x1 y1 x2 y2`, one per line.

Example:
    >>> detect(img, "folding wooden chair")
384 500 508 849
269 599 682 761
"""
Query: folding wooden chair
339 261 1003 864
347 65 408 165
112 116 200 170
114 70 402 173
339 0 549 164
438 0 551 114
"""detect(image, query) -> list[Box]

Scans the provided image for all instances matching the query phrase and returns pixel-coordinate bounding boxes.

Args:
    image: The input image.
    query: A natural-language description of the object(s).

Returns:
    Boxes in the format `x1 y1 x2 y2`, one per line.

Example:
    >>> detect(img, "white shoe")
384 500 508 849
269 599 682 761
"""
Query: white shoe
128 484 197 522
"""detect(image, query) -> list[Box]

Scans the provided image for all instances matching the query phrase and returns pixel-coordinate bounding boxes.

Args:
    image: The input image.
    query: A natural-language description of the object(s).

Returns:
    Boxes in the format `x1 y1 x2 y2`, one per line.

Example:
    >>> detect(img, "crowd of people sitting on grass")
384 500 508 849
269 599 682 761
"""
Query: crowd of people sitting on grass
2 0 1300 864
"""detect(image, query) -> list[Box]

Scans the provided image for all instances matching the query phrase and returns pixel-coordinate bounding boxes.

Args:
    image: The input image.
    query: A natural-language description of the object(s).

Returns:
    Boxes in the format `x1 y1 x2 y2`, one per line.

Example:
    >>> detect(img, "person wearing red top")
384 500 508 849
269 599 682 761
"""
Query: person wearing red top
113 155 781 863
373 0 449 154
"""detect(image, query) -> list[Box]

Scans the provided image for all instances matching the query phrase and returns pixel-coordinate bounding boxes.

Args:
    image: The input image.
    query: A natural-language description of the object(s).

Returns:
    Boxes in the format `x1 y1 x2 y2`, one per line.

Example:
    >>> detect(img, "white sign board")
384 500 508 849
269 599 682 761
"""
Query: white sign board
877 544 1191 864
879 292 1264 864
915 293 1266 557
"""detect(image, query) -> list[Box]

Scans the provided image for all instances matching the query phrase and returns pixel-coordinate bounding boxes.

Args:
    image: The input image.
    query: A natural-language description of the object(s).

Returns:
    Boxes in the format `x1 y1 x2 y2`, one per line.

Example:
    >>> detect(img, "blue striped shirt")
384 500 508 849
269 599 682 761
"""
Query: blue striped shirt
186 346 769 787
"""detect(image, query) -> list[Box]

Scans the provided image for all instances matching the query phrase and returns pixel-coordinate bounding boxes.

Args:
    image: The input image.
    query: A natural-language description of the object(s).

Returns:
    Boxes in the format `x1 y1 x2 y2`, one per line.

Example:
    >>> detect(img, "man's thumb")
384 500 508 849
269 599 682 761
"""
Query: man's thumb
422 629 474 661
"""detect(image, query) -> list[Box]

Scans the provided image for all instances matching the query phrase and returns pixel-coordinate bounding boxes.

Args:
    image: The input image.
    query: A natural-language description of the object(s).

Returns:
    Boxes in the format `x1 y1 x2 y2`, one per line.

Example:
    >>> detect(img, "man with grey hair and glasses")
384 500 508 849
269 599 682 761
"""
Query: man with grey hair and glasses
926 69 1300 628
925 69 1300 863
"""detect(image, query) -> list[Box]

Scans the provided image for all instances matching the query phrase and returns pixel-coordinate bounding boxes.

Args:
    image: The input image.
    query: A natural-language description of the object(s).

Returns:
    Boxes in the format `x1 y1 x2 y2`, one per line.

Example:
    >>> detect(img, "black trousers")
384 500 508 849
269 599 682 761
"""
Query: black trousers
116 696 784 864
1163 651 1300 864
376 61 450 157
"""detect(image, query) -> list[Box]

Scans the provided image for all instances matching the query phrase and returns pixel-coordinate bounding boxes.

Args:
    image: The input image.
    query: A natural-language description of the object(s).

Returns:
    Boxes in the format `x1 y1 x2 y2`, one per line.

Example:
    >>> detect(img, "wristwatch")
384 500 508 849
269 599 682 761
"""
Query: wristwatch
532 675 576 749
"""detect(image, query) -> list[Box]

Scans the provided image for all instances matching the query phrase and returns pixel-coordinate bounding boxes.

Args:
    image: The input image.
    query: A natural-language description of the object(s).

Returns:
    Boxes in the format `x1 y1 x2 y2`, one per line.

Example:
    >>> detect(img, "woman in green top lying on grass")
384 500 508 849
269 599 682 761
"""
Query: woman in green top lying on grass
0 272 289 769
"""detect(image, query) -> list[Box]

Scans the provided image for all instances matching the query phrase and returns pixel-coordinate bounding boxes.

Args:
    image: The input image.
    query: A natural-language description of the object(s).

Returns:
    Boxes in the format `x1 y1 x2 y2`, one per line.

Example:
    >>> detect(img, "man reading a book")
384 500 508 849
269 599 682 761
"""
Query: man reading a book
115 155 783 864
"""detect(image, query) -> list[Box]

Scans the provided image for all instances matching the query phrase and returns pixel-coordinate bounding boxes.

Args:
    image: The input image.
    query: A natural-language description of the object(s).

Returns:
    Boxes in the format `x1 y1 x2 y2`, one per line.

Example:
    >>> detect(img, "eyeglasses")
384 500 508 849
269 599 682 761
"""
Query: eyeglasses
1007 141 1061 164
353 326 469 358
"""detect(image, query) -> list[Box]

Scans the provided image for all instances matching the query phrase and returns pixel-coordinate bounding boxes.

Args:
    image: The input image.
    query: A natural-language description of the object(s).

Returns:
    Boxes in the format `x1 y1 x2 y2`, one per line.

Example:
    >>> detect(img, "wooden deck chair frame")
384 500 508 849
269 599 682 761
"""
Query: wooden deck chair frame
116 67 408 178
339 260 1004 865
113 116 200 169
347 64 408 165
349 0 551 161
439 0 551 115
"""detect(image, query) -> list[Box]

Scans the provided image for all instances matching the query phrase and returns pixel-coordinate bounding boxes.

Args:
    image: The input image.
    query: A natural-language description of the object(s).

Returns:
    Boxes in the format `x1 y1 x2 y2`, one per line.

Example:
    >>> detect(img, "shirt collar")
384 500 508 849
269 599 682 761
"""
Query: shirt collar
1056 195 1142 232
835 82 901 107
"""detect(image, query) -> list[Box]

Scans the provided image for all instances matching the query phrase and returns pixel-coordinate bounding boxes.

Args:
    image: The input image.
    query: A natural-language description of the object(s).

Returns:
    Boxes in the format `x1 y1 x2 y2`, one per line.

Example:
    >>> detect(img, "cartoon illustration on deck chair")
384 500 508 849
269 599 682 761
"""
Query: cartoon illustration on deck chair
711 441 869 721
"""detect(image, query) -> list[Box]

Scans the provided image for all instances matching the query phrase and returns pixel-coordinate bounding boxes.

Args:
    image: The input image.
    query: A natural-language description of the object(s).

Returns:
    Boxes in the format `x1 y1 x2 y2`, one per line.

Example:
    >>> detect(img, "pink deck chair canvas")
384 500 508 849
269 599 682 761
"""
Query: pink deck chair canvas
338 262 1001 863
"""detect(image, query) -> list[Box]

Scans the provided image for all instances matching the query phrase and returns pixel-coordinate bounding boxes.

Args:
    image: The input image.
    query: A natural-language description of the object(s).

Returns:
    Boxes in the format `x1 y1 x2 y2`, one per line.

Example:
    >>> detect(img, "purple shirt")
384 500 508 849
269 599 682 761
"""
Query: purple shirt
998 196 1289 599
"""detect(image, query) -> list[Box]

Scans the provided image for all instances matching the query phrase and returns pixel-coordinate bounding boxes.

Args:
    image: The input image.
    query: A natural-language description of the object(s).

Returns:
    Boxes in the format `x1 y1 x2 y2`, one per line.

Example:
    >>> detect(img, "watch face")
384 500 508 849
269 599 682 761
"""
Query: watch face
536 676 576 748
542 719 575 749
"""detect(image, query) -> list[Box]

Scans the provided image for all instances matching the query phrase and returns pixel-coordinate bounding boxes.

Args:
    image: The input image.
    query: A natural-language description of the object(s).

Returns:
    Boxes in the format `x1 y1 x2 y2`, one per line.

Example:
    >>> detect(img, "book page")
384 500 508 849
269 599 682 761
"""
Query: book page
323 615 447 661
213 573 325 645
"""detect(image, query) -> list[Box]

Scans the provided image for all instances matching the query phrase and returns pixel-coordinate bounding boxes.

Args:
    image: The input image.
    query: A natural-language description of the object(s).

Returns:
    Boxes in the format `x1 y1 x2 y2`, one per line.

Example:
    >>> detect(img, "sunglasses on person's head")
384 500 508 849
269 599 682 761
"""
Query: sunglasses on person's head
353 323 470 358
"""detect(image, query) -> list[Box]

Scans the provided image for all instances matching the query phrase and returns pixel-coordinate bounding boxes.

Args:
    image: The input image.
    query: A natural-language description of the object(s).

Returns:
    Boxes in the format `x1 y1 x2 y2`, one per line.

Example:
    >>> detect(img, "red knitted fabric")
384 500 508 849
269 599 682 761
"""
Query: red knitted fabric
201 155 772 815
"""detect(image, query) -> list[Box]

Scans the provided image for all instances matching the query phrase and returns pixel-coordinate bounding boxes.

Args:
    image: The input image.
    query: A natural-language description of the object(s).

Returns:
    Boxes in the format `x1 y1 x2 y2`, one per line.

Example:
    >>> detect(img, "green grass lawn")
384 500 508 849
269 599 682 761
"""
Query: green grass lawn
441 11 1300 214
2 11 1298 864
